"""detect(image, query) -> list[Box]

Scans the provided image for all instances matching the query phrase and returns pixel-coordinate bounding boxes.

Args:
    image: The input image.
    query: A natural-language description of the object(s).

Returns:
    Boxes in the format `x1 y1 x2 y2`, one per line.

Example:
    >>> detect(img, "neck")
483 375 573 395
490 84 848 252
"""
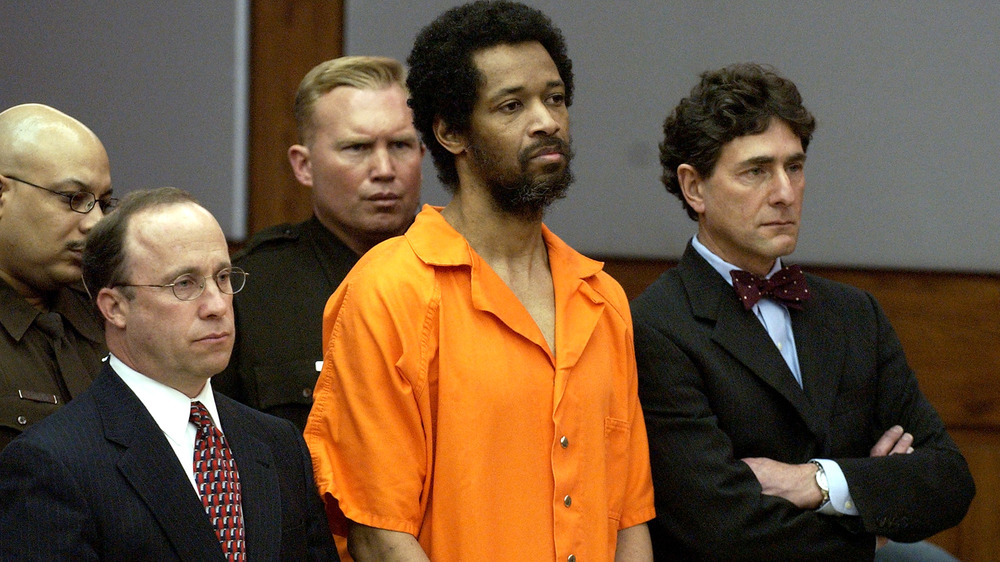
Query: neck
441 187 547 267
0 269 52 311
108 338 210 399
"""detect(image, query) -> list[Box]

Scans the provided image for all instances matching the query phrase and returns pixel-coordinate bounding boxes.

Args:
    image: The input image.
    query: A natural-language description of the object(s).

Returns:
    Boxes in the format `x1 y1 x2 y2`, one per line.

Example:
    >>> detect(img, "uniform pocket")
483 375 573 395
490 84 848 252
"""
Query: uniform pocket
604 416 632 521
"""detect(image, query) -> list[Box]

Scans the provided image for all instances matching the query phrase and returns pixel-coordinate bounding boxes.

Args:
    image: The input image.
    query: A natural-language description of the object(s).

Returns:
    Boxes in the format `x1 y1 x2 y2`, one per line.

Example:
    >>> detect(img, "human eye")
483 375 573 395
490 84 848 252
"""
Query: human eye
66 191 92 204
389 139 416 152
172 275 198 290
787 161 805 174
342 142 370 154
546 92 566 106
498 100 522 114
99 197 119 212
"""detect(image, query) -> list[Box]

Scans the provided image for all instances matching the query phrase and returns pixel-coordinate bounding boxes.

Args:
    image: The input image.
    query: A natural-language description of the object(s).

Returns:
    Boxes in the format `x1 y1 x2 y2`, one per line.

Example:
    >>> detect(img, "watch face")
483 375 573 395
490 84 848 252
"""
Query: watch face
813 462 829 494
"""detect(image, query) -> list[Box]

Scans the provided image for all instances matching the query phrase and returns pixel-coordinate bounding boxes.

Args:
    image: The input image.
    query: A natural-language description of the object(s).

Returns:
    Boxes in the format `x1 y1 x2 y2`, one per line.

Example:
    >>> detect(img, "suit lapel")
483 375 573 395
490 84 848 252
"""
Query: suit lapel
791 282 847 443
677 245 824 436
93 365 226 561
216 395 280 561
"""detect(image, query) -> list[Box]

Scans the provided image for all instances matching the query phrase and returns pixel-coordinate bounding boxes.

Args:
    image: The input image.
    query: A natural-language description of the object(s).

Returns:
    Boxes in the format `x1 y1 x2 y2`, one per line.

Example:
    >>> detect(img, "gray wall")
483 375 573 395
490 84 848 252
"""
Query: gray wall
1 1 249 239
4 2 996 270
347 1 1000 272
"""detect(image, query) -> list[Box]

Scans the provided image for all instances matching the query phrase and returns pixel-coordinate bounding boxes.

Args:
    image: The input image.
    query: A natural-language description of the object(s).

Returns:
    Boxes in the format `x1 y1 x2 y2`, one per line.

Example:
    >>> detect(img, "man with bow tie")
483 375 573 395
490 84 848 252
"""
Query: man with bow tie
631 63 974 560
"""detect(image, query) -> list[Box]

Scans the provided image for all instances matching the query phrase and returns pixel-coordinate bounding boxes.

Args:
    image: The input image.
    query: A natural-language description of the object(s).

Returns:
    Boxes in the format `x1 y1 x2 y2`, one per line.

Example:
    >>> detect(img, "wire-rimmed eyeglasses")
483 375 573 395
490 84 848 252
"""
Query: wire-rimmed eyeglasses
3 174 118 214
115 267 248 301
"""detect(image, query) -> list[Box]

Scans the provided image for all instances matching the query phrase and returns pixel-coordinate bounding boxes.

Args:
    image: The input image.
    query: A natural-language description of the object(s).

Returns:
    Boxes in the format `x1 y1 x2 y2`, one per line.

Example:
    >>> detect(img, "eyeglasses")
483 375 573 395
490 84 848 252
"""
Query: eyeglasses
115 267 248 301
3 174 118 214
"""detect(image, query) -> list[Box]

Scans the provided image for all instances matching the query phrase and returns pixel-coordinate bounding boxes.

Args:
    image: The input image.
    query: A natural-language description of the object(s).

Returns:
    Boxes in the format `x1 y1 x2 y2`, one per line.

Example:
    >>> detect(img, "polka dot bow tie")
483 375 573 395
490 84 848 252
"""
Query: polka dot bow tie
730 264 811 311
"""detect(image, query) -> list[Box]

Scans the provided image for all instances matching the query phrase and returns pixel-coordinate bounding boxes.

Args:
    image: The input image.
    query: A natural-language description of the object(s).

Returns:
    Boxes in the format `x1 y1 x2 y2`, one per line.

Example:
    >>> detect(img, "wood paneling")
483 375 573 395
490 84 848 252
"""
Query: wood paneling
247 0 343 236
602 257 1000 561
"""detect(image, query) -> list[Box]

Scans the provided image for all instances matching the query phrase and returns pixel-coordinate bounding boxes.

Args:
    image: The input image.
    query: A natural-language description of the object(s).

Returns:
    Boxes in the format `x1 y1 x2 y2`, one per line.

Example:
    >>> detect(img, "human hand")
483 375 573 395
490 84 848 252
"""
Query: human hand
870 425 914 457
741 457 824 509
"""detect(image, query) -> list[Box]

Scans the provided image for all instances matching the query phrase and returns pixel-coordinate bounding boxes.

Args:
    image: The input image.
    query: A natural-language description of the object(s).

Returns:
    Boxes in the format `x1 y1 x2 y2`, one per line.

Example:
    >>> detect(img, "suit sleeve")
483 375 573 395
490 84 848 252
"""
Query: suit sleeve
634 317 872 560
834 293 975 542
0 438 99 561
288 423 340 561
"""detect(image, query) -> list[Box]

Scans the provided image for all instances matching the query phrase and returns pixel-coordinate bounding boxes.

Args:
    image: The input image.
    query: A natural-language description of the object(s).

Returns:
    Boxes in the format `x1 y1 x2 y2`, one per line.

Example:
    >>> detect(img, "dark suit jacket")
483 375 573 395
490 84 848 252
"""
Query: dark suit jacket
631 243 975 561
0 364 338 561
214 217 359 431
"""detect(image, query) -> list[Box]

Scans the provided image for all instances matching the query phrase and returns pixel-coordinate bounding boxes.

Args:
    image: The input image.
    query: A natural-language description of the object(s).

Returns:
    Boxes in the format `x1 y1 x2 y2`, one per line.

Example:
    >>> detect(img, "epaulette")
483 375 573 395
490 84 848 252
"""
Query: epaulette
233 222 302 259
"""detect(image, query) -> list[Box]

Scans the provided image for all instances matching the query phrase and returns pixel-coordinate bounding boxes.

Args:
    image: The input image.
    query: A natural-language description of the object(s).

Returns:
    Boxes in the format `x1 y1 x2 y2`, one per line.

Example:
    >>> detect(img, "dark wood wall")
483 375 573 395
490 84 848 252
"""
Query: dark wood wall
248 3 998 559
248 1 343 234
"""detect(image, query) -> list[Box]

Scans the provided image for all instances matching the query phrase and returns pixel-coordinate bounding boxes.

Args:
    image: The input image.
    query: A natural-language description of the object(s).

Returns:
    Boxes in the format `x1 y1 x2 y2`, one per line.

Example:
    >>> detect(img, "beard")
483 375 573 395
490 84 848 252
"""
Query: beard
468 136 574 221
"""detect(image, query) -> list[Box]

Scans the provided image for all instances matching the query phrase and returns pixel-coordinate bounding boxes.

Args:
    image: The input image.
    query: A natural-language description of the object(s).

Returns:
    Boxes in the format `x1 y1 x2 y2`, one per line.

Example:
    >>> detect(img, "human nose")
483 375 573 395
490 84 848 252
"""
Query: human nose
78 203 105 233
198 277 230 318
770 168 799 206
528 100 561 137
370 147 395 181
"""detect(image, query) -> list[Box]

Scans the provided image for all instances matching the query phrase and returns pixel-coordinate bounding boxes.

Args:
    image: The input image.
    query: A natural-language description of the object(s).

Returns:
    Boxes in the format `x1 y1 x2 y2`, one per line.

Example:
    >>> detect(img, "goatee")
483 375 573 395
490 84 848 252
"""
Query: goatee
470 137 574 221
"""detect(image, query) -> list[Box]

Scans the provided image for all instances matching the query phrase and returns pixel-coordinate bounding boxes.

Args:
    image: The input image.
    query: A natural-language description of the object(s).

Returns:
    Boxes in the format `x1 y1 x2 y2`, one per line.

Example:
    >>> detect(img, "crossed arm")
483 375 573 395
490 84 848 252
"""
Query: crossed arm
742 425 915 511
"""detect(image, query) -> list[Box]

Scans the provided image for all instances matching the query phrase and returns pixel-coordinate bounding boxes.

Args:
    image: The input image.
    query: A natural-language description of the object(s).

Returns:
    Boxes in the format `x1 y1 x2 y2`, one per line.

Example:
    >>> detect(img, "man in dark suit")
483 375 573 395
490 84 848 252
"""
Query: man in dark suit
214 56 424 431
0 188 337 561
631 63 974 560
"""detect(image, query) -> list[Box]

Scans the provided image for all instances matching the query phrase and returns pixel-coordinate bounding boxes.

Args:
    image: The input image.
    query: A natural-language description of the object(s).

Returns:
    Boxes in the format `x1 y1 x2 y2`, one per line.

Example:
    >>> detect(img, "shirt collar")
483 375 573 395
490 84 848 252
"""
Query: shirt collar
691 234 783 286
0 278 39 340
406 204 604 280
110 354 222 444
0 279 103 343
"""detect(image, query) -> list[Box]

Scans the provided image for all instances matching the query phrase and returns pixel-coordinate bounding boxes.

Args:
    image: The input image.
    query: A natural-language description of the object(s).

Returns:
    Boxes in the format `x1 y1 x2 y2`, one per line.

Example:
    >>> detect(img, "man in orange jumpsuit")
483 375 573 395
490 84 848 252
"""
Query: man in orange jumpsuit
304 1 655 560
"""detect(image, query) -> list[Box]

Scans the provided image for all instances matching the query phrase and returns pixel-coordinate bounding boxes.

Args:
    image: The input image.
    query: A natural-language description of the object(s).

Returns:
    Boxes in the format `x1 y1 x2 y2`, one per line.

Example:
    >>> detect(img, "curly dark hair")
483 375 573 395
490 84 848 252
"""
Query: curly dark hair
660 63 816 220
407 0 574 189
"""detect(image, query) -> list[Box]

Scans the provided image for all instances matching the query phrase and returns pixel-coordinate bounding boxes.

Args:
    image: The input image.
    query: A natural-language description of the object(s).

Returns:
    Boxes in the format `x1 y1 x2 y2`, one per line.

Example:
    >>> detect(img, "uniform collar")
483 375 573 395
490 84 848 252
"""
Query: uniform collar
0 279 103 344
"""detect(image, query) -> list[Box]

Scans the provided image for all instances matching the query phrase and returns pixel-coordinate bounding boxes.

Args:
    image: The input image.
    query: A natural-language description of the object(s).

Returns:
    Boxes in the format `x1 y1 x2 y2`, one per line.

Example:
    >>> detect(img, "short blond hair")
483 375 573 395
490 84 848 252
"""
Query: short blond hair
293 56 407 144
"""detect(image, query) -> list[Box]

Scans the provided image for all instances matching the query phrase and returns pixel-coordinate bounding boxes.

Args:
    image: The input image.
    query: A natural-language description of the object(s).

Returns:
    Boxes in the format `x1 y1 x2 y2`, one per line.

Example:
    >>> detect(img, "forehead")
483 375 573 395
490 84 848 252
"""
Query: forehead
126 203 228 271
8 139 112 200
716 119 804 164
311 84 415 138
471 41 562 100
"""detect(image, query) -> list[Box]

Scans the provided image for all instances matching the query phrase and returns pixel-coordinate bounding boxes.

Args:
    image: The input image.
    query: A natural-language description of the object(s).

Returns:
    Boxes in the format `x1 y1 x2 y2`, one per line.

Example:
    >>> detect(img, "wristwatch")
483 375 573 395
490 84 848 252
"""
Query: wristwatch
810 460 830 506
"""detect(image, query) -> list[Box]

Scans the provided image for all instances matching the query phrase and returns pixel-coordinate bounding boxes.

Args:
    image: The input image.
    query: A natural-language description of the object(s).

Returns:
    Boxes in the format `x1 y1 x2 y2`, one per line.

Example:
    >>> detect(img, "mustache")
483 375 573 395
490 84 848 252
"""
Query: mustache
521 137 571 161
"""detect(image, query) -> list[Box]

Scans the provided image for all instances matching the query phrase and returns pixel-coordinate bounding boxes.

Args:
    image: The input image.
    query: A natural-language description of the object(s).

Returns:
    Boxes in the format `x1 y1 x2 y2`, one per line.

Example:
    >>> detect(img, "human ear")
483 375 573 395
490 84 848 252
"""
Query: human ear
677 164 707 215
433 118 467 156
96 287 128 329
287 144 313 187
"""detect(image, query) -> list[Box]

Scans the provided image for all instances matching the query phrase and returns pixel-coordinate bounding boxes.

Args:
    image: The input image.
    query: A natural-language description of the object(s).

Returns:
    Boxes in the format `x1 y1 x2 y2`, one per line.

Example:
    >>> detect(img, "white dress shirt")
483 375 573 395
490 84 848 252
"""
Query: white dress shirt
110 354 224 495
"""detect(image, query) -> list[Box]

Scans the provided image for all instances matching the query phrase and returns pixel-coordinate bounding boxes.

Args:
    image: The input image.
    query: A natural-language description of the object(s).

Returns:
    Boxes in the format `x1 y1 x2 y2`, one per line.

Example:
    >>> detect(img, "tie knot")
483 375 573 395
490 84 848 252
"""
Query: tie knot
189 401 215 430
34 312 65 339
730 264 810 311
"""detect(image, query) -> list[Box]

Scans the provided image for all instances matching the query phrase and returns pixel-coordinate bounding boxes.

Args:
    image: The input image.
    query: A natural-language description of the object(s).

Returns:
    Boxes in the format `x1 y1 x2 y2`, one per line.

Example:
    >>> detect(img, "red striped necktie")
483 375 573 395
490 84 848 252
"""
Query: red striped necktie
190 401 246 561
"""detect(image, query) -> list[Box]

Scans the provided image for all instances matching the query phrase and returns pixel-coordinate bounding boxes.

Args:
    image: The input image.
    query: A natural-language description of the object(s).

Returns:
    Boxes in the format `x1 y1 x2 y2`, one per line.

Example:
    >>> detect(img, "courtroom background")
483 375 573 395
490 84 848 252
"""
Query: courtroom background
2 2 997 559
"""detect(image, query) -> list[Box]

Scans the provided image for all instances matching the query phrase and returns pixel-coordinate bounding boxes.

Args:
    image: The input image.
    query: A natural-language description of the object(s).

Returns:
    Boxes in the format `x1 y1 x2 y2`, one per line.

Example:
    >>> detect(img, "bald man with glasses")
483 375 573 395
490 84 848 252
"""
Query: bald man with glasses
0 103 115 450
0 187 337 560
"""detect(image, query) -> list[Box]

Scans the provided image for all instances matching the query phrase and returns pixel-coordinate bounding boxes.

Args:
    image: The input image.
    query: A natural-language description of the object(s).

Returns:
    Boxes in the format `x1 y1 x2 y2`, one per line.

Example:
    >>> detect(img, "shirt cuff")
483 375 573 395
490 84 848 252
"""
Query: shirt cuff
811 458 859 516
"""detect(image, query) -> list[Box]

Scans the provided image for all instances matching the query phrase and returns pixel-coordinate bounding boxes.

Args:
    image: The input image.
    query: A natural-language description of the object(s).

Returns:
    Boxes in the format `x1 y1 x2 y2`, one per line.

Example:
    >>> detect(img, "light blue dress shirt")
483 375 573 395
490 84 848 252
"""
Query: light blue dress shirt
691 236 859 516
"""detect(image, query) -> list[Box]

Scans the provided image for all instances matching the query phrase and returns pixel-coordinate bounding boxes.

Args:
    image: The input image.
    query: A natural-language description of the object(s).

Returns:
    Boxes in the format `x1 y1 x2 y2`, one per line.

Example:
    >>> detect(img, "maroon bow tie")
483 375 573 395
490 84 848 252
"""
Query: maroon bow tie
730 265 811 310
